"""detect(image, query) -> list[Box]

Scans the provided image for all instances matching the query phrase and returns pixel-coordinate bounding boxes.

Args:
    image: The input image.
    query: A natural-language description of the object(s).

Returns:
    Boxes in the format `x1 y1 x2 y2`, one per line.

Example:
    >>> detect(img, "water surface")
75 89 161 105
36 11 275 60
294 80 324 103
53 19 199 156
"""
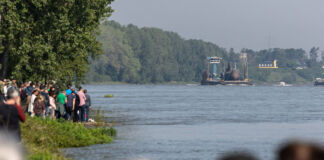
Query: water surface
66 85 324 160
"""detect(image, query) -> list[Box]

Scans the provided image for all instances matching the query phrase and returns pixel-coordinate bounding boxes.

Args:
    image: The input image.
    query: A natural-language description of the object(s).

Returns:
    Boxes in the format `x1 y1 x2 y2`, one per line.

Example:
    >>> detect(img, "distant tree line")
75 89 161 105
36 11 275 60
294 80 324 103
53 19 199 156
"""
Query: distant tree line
88 21 230 83
87 21 324 84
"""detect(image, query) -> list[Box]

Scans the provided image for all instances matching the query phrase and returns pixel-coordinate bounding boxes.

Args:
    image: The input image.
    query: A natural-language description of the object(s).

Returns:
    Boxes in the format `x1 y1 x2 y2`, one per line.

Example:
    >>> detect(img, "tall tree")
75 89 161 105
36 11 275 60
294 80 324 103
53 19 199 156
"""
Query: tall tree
0 0 114 86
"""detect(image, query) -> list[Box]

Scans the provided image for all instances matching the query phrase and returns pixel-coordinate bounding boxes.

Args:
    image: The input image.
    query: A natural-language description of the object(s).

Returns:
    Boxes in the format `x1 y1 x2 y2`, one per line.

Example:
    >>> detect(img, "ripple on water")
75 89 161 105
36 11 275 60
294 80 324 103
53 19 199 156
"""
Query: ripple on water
66 85 324 160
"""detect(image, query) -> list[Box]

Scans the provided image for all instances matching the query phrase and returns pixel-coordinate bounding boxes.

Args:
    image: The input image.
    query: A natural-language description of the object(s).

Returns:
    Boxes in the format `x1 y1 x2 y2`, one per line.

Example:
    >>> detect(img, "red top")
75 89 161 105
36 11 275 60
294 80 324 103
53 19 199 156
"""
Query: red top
14 104 26 122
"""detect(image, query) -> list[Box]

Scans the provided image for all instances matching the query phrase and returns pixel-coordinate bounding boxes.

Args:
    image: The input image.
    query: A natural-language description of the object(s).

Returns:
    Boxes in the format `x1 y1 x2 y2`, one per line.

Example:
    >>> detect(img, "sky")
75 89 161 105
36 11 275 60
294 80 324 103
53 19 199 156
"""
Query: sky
110 0 324 51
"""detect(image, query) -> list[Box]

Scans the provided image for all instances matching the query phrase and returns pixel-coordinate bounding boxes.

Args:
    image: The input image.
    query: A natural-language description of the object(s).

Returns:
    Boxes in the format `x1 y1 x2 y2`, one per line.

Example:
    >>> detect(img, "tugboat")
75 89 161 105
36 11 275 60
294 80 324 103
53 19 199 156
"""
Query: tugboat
314 78 324 86
201 53 253 86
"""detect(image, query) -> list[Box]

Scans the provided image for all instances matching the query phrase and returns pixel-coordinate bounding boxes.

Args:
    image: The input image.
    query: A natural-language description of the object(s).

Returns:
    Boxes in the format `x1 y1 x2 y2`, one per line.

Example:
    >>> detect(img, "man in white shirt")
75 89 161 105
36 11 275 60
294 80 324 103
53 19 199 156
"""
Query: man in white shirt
28 90 39 116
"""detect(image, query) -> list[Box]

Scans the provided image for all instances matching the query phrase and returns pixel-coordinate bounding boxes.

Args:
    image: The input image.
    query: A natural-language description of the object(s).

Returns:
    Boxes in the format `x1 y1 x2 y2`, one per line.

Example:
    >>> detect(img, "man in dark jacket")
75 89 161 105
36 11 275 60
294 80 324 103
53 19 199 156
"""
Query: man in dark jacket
40 85 50 116
73 91 80 122
66 88 76 120
0 87 26 141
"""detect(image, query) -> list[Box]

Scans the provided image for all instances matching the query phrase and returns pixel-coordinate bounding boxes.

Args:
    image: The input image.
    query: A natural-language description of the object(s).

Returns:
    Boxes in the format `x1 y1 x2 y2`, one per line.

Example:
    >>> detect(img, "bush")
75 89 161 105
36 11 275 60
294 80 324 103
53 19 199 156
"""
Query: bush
21 117 116 160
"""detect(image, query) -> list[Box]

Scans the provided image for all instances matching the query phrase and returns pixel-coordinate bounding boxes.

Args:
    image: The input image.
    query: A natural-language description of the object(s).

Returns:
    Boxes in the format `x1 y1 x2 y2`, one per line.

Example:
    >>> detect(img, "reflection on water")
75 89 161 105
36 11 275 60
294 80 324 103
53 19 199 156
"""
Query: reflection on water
65 85 324 160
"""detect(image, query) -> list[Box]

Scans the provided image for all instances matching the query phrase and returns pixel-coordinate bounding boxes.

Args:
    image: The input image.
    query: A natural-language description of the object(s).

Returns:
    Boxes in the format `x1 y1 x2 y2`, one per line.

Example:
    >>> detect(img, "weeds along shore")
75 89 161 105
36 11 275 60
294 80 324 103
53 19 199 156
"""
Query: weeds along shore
21 117 116 160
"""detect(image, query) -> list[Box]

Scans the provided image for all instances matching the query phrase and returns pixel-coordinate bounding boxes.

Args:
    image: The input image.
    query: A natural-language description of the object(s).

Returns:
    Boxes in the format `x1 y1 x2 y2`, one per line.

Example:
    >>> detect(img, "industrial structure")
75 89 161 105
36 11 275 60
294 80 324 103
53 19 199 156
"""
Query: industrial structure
201 53 252 85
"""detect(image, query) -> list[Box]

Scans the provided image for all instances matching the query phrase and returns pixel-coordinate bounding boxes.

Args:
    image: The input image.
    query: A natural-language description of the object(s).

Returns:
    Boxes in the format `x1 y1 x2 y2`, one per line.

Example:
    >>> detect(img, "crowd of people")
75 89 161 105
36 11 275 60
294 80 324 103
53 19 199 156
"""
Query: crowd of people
0 79 92 141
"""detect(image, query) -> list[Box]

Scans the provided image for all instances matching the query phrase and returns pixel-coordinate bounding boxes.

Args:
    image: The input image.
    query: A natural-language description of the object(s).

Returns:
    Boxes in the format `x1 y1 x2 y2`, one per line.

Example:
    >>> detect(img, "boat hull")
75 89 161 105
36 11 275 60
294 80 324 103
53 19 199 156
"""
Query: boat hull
314 81 324 86
201 80 253 86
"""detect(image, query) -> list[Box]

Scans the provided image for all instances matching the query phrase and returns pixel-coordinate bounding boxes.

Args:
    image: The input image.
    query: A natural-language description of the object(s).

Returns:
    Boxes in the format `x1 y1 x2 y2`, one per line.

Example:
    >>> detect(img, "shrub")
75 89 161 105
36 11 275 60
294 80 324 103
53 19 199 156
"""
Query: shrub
21 117 116 160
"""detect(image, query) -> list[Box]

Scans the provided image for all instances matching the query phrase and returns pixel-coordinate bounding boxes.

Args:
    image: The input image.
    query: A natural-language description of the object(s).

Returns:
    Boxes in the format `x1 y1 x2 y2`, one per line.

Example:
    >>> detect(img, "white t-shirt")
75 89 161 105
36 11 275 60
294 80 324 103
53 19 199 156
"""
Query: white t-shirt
3 86 8 97
28 94 37 114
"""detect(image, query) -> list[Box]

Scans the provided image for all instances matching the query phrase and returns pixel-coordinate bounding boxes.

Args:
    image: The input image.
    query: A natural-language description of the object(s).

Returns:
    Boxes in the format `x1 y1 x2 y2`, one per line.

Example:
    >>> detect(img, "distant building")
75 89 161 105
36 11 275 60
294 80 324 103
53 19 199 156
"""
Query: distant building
258 60 278 69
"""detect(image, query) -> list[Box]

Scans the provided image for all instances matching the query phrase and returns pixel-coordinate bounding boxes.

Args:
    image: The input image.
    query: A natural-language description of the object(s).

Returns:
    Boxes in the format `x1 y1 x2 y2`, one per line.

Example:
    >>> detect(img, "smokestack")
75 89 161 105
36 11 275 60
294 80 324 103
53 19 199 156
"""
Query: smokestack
240 53 248 81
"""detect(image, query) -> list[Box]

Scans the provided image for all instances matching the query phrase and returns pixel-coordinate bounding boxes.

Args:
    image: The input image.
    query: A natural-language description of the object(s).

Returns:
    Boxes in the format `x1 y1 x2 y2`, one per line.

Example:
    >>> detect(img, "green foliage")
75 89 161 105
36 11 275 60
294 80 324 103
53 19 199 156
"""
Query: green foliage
246 48 323 83
104 94 114 98
21 117 116 160
87 21 228 83
0 0 114 86
94 107 104 124
87 21 324 84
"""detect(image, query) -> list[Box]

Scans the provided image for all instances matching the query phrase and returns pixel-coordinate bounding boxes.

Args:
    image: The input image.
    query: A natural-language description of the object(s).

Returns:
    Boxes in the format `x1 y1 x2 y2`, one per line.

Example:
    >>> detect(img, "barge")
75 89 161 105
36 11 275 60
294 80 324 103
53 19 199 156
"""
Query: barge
201 54 253 86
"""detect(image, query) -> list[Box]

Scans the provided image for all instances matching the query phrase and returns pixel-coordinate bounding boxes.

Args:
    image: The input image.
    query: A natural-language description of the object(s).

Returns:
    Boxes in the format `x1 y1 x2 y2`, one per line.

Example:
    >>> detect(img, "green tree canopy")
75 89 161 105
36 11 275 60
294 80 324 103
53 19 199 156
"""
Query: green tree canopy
0 0 113 86
88 21 324 84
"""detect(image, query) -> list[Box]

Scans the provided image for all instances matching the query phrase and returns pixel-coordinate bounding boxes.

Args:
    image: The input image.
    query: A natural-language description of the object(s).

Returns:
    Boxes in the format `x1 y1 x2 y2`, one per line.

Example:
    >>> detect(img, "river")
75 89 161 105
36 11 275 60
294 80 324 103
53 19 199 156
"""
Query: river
65 85 324 160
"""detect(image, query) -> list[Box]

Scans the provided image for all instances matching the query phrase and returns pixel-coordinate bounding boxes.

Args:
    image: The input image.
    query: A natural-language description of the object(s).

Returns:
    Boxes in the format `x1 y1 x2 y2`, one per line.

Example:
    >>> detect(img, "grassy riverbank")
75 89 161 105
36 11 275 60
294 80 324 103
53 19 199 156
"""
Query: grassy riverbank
21 117 116 160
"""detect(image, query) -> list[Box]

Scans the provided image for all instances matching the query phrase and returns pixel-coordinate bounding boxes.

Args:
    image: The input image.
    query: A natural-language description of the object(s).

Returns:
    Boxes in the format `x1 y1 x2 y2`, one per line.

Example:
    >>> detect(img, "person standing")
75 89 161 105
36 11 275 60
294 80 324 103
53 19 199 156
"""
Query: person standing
40 85 50 116
73 91 80 122
66 88 76 120
0 81 5 103
33 94 46 118
77 87 86 122
11 79 17 89
49 92 56 119
84 89 91 122
0 87 26 142
3 80 8 98
66 84 72 96
25 82 34 96
28 90 38 116
56 91 66 119
49 86 56 96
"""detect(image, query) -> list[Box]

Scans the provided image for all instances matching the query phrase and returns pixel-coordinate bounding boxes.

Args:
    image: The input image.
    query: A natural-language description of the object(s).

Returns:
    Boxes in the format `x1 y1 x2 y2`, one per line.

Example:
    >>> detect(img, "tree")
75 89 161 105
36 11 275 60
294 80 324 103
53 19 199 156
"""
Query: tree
0 0 114 86
88 21 323 84
310 47 319 62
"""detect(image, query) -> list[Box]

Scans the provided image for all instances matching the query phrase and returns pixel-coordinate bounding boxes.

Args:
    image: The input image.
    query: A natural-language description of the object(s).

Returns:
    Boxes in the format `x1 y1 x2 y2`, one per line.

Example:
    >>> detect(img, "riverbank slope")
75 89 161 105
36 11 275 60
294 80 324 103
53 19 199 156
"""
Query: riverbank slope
21 117 116 160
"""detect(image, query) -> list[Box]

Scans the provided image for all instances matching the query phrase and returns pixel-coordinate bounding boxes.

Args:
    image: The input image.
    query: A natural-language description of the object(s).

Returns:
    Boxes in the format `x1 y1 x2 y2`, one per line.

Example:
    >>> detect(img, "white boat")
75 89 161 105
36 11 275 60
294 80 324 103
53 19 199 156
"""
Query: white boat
277 81 292 87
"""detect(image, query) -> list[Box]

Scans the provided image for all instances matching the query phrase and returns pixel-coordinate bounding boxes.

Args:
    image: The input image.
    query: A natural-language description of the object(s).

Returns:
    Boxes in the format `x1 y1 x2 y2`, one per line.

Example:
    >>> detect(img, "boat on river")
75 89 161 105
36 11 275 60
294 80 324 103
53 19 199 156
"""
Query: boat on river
314 78 324 86
275 81 292 87
201 54 253 86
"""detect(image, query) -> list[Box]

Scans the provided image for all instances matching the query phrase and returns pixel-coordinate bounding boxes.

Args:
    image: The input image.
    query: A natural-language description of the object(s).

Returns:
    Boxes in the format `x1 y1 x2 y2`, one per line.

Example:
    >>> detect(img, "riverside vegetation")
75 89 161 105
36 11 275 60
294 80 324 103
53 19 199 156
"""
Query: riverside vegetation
87 21 324 84
21 117 116 160
0 2 118 160
0 0 114 87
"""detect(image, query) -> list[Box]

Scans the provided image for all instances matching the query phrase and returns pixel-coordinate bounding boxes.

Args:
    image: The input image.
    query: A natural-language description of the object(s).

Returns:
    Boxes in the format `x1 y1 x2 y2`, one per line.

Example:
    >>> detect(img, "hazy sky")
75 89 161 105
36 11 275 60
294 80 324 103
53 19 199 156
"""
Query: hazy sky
110 0 324 51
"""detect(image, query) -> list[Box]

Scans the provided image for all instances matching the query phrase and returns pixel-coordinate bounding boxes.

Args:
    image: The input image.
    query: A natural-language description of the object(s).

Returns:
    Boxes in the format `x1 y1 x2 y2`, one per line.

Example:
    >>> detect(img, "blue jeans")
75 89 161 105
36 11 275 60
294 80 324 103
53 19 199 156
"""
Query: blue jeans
85 105 89 122
46 106 49 117
78 105 86 122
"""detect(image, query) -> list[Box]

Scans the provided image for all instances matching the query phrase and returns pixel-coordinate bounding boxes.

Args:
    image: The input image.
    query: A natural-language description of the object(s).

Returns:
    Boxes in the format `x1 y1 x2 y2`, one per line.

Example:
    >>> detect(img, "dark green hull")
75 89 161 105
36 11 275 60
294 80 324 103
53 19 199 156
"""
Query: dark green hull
315 81 324 86
201 80 253 86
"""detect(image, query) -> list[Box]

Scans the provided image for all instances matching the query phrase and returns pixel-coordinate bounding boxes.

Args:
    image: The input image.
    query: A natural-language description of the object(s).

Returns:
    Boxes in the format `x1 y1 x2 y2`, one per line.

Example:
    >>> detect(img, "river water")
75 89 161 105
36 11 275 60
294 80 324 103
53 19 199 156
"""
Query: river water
65 85 324 160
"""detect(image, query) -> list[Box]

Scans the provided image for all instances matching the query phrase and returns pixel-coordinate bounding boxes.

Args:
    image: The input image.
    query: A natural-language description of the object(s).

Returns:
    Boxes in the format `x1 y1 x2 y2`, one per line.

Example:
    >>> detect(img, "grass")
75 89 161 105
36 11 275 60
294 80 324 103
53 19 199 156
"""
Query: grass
104 94 114 98
21 117 116 160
